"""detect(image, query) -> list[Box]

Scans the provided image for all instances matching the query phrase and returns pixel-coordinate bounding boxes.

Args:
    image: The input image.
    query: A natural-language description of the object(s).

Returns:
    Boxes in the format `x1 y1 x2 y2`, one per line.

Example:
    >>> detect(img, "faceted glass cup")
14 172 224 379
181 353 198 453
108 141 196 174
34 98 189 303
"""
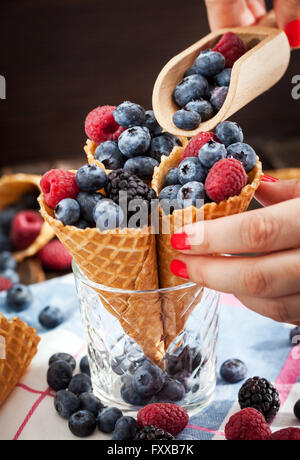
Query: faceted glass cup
73 262 220 416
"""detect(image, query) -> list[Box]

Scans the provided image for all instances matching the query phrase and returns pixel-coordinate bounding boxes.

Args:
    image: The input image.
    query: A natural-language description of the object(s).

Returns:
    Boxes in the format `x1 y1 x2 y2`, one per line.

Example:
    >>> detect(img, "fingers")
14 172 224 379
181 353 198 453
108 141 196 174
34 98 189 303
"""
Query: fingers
255 179 300 207
204 0 256 30
171 248 300 298
237 294 300 324
274 0 300 29
246 0 266 19
171 197 300 255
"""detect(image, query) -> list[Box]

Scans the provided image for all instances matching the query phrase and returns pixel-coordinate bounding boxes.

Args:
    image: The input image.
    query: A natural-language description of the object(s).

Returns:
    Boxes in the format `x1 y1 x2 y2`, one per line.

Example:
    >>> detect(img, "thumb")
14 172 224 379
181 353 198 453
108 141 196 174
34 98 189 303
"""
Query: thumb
204 0 256 31
274 0 300 47
255 179 300 206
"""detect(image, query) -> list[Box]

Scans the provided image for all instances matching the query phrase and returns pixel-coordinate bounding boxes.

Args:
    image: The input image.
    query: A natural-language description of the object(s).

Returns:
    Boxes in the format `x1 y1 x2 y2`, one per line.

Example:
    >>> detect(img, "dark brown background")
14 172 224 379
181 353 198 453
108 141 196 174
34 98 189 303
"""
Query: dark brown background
0 0 299 173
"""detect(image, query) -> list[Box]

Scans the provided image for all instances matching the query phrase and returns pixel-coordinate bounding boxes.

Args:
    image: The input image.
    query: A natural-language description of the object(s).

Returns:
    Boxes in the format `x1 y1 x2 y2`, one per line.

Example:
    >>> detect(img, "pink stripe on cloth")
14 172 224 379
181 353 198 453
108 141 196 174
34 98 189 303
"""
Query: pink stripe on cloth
16 383 54 397
187 424 225 437
220 294 247 309
13 388 52 441
275 346 300 406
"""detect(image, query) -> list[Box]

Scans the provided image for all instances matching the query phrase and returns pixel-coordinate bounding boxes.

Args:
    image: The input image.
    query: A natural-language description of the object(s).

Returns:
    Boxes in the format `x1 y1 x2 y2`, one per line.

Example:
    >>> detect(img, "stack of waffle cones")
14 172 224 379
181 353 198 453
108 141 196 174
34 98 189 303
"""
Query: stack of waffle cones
0 174 54 262
38 138 263 365
0 315 40 407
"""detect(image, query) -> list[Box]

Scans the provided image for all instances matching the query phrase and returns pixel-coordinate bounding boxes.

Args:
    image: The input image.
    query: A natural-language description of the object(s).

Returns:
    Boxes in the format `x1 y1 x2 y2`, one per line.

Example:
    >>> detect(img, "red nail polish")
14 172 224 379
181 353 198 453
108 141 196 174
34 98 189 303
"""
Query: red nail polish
261 174 279 183
170 260 189 279
285 19 300 48
171 232 191 250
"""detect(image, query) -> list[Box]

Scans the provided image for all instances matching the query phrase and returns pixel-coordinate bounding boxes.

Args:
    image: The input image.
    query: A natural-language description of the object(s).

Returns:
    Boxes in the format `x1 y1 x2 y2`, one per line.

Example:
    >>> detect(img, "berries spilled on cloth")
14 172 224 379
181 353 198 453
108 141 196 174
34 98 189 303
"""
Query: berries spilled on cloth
238 377 280 422
134 425 175 440
172 32 246 130
86 102 182 181
225 408 272 441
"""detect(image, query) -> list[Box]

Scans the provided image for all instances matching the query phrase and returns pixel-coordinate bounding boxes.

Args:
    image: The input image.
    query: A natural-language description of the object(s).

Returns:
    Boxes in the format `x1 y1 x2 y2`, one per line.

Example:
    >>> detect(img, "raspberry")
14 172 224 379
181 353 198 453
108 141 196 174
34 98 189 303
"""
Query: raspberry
10 211 43 250
85 106 125 144
225 408 272 441
269 428 300 441
213 32 247 68
0 276 13 292
40 170 80 210
205 158 248 203
37 240 72 271
137 403 189 436
182 132 219 160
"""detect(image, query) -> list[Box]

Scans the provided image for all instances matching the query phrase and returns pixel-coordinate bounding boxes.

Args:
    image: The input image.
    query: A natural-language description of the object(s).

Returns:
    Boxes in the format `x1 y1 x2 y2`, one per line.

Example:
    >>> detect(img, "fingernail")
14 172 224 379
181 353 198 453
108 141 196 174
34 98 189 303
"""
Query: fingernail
285 19 300 48
171 232 191 250
170 260 189 279
262 174 279 183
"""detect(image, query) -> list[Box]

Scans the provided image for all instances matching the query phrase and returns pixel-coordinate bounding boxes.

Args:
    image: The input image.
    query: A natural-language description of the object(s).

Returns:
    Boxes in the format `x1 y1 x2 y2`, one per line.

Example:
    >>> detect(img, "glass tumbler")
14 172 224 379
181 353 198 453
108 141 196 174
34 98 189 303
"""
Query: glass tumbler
73 262 220 416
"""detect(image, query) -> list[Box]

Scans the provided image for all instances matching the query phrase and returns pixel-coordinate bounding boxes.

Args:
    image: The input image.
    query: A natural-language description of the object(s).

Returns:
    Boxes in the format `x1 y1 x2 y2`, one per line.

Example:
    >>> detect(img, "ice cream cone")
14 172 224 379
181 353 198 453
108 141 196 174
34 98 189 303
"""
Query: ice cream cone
38 194 165 365
0 315 40 407
0 174 55 262
152 144 263 348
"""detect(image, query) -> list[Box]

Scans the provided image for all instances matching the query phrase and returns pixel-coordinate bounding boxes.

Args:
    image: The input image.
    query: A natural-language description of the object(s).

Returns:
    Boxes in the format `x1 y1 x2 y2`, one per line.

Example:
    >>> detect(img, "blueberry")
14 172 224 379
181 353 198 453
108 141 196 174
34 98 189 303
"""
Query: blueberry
97 407 123 433
0 231 12 251
54 390 80 419
195 50 225 77
178 158 207 185
134 361 165 397
47 360 73 391
120 376 151 406
0 251 16 271
0 268 20 284
149 133 177 162
79 392 104 416
165 346 193 376
76 192 104 223
164 133 182 147
185 99 214 122
55 199 80 226
93 199 124 231
39 306 64 329
159 185 182 214
294 400 300 420
113 101 146 128
69 410 96 437
6 284 32 312
173 109 201 130
124 157 159 181
118 126 151 158
210 86 228 111
75 219 90 229
184 65 203 77
156 378 186 402
199 140 227 168
164 168 179 187
214 68 232 87
174 75 209 108
80 355 91 376
172 369 193 392
227 143 256 173
143 110 162 136
0 206 19 235
220 359 247 383
216 121 244 147
68 373 92 396
49 353 76 371
112 416 137 440
76 164 108 193
94 141 125 170
290 327 300 346
177 182 205 208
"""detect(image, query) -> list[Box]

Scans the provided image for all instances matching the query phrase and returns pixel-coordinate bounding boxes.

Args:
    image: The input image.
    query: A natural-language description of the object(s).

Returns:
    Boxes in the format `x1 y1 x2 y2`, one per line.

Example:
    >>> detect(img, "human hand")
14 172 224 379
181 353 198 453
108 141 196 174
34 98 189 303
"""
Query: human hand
170 179 300 325
204 0 300 46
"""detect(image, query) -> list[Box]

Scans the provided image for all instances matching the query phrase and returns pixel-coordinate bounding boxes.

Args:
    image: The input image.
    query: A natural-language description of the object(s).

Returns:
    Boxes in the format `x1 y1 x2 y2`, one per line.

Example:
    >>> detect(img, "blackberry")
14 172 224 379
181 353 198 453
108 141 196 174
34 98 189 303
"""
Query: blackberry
106 169 157 218
134 425 175 441
238 377 280 422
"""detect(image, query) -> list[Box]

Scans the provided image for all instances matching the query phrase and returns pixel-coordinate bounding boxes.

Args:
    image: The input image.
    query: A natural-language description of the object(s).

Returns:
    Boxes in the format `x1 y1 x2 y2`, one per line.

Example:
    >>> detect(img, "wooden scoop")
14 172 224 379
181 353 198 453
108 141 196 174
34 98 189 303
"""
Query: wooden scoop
152 25 291 137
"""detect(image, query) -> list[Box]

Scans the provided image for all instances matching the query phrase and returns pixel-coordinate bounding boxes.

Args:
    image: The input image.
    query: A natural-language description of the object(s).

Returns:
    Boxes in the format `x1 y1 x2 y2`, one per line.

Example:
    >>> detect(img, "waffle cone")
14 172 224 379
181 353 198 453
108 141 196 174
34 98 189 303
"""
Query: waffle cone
0 174 54 262
152 145 263 348
38 195 165 365
0 315 40 407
